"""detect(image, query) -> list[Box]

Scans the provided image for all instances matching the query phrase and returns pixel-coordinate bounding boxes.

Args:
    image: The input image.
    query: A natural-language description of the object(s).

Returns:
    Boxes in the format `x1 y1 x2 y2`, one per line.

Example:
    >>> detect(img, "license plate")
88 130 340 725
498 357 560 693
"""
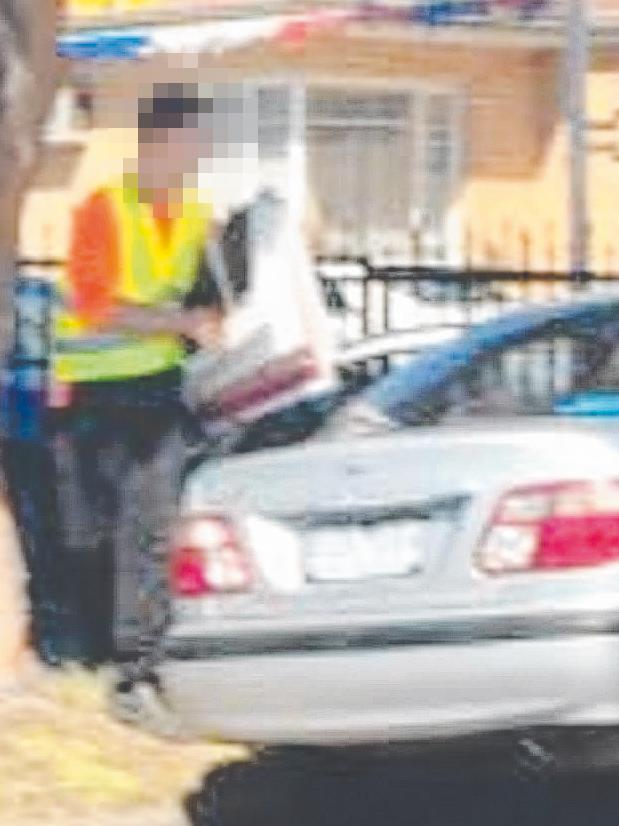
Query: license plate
304 521 428 583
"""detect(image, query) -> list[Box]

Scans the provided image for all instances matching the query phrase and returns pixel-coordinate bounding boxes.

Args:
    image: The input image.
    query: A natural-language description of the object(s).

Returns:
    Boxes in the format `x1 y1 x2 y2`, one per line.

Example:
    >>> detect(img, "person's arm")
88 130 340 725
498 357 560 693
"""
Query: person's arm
67 191 119 324
106 302 222 348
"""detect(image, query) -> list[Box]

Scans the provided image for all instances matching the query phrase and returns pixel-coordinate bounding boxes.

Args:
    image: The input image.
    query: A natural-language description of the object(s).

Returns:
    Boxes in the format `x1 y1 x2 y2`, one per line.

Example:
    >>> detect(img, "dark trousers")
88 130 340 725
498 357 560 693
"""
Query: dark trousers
51 370 185 669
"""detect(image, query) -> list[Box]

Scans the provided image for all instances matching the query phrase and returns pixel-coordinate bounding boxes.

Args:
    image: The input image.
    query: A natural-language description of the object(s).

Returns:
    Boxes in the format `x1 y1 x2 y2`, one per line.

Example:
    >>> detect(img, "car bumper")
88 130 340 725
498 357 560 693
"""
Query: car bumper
158 622 619 747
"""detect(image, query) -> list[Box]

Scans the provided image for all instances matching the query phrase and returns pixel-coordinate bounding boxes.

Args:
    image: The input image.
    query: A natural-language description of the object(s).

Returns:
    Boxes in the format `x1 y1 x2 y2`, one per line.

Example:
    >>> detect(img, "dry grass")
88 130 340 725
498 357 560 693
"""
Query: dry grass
0 664 246 826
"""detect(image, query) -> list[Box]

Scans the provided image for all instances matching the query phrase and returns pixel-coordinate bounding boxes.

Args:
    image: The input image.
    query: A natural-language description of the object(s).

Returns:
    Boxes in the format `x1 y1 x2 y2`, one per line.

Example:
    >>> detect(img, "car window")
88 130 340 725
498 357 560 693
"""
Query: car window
440 333 616 421
220 320 619 450
587 340 619 389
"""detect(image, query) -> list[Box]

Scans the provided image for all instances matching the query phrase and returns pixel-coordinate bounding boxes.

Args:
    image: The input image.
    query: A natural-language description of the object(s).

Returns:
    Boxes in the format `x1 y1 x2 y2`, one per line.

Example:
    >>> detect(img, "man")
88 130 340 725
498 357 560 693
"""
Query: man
50 83 223 691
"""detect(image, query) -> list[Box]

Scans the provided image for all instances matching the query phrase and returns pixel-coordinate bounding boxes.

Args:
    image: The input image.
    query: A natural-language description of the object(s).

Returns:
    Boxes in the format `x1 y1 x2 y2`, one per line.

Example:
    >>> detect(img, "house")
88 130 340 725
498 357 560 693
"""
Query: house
21 0 619 274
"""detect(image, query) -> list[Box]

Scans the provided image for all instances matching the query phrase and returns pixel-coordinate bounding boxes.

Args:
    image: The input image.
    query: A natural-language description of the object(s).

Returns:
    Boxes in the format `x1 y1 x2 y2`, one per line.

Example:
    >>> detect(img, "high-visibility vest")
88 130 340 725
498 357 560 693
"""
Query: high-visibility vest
53 178 211 383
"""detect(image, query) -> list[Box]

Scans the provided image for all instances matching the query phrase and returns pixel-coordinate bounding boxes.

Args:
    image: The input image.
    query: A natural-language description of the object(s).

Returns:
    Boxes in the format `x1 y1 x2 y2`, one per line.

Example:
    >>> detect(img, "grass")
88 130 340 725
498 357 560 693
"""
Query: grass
0 664 246 826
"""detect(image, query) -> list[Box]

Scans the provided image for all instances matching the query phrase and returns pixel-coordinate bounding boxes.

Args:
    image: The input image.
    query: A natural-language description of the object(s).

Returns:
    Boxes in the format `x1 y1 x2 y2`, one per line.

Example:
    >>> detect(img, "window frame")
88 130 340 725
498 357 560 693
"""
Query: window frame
242 74 465 265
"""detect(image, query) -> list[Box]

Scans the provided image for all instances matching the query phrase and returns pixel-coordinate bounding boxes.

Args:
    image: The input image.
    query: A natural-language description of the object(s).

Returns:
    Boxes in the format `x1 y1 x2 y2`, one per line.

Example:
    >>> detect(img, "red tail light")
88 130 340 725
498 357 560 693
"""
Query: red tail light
169 515 253 597
476 480 619 574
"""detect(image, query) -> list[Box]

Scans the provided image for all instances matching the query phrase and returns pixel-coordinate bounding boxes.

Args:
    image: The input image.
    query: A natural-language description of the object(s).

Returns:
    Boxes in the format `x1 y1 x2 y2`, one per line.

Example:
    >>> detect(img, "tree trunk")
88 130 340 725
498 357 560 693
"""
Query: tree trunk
0 0 59 681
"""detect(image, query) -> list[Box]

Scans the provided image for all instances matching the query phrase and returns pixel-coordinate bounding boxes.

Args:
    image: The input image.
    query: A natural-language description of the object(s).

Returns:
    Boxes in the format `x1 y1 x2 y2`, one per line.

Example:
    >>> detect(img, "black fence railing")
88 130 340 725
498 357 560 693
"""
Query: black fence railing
316 259 619 410
317 258 619 348
17 257 619 401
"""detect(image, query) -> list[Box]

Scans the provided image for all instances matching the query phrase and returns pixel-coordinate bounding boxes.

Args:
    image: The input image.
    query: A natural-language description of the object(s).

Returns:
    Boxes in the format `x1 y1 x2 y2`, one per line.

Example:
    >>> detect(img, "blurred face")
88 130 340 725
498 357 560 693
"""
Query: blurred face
138 121 211 200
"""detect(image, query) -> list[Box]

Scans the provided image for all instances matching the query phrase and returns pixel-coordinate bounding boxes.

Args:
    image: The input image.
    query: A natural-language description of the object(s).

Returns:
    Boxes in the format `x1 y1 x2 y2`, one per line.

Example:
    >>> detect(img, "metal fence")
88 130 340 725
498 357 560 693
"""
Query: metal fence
317 258 619 414
17 256 619 411
318 258 619 344
19 256 619 340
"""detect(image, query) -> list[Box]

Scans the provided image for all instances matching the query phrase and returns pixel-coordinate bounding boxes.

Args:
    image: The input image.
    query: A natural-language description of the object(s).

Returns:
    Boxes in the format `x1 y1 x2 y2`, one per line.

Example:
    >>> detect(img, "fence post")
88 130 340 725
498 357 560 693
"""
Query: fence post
519 230 531 303
545 224 556 272
410 228 422 265
382 275 390 334
500 221 512 269
362 261 370 338
519 229 531 272
606 244 614 278
464 225 472 269
463 265 474 329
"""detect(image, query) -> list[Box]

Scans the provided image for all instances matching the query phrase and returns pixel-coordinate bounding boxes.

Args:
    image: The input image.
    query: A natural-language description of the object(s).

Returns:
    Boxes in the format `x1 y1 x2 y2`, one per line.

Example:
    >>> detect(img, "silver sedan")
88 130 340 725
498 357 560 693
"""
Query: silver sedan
158 300 619 757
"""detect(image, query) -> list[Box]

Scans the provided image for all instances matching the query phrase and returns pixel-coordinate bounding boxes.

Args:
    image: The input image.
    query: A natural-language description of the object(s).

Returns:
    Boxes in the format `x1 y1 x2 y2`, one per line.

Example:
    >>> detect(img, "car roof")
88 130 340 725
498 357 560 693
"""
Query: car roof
364 297 619 422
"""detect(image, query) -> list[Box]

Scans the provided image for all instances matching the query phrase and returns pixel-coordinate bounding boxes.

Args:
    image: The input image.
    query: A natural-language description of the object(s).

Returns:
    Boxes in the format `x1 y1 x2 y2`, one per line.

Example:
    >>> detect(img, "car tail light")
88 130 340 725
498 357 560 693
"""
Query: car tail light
476 480 619 574
169 515 253 597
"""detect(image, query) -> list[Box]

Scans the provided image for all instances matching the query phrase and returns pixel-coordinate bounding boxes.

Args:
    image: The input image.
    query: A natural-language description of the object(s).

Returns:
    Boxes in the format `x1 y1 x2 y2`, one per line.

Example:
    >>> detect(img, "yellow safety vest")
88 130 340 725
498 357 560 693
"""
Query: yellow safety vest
54 178 211 383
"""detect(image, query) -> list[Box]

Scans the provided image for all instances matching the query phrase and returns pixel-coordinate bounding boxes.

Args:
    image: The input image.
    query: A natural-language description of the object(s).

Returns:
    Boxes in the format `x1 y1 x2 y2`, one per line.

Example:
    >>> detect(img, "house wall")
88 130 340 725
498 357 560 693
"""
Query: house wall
21 30 619 272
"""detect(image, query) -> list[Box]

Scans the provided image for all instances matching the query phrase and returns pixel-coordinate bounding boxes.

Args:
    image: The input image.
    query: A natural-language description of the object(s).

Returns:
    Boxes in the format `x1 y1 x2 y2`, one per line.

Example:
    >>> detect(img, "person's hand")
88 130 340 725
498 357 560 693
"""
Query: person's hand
182 308 223 351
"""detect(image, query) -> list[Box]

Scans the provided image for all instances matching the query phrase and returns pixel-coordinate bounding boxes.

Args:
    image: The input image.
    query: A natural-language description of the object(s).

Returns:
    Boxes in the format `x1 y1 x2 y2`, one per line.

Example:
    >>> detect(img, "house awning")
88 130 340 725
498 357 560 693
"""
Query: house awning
55 1 556 61
56 8 356 60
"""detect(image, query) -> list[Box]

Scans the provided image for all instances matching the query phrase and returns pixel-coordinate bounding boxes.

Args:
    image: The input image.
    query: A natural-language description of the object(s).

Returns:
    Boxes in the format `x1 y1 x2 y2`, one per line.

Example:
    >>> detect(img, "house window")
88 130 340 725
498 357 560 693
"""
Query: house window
423 93 458 264
306 90 414 261
305 87 460 263
213 81 461 263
